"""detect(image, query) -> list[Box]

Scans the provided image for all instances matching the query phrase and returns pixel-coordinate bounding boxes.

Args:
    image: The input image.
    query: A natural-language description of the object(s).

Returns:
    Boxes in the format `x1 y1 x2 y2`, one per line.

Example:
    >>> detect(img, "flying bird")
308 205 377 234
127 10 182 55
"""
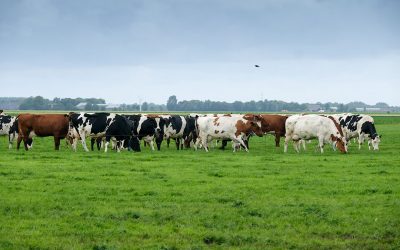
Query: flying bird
254 65 260 67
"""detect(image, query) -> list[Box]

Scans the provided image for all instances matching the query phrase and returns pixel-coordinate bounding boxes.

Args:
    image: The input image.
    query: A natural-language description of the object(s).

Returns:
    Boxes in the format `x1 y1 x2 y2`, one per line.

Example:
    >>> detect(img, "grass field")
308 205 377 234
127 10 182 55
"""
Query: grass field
0 116 399 249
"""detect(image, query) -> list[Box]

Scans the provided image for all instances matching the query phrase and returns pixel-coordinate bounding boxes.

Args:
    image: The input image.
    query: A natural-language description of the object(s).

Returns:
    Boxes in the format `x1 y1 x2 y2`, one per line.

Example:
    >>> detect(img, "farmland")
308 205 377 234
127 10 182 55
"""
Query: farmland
0 116 399 249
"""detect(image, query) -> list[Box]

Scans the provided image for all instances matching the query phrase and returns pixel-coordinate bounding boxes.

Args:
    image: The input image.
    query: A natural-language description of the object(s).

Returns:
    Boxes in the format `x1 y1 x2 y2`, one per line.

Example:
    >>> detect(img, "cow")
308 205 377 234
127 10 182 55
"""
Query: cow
123 114 166 151
259 114 289 147
17 114 69 150
194 114 264 152
284 114 347 154
162 115 197 150
331 113 381 150
0 112 18 149
69 112 140 152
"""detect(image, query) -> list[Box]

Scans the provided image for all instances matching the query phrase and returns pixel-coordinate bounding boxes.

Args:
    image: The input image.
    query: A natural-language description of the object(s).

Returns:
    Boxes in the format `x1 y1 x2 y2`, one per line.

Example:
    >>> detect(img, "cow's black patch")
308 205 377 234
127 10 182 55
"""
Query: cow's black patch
361 121 378 139
339 115 362 132
0 115 12 131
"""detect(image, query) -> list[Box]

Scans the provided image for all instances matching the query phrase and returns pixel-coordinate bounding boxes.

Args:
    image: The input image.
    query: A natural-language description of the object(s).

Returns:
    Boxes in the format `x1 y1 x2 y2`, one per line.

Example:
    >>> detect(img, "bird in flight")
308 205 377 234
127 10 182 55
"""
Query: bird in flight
254 65 260 67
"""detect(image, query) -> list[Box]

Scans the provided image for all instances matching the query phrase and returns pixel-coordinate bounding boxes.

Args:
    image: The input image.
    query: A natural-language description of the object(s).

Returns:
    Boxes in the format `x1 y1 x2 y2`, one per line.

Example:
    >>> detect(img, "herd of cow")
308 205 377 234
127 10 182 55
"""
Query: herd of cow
0 109 381 154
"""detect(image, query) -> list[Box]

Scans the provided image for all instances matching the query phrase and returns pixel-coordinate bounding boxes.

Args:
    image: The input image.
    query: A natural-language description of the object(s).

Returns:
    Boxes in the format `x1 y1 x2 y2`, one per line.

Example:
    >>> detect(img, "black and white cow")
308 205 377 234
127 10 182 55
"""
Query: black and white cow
123 114 166 151
331 113 381 150
0 112 17 149
0 112 33 149
160 115 197 150
69 112 140 152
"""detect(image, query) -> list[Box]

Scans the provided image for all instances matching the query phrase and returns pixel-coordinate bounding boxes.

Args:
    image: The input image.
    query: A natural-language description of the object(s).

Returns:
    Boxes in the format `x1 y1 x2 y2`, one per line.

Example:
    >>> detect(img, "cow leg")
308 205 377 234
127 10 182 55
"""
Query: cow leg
358 134 365 150
175 138 180 150
8 132 16 149
90 138 95 151
72 138 78 151
17 135 23 150
200 135 209 152
284 136 291 153
79 132 89 152
167 138 170 148
293 140 300 153
275 134 280 147
194 137 201 151
23 130 31 151
104 136 112 153
54 136 61 150
301 140 306 151
319 138 324 153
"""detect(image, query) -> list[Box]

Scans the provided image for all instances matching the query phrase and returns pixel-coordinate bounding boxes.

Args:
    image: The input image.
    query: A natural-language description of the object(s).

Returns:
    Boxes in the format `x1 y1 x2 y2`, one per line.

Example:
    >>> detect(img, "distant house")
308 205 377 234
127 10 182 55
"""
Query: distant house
104 104 121 109
76 102 87 110
307 104 322 112
366 107 381 112
330 107 338 112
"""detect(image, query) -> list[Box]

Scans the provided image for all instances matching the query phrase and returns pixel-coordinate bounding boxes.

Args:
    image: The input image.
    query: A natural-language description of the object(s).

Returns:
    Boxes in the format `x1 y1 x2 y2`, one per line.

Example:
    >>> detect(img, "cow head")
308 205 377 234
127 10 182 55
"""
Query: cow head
370 134 381 150
249 121 264 137
129 135 141 152
331 135 347 153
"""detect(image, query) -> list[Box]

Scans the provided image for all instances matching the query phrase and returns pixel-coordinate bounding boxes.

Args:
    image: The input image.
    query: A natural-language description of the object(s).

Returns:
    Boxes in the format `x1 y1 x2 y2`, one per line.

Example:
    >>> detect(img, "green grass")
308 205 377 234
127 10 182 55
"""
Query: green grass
0 117 399 249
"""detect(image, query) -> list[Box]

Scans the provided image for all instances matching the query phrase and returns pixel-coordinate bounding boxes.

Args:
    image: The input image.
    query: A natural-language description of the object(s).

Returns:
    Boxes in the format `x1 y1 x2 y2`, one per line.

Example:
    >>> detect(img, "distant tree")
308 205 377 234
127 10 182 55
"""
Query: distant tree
141 102 149 111
167 95 178 111
19 96 51 110
375 102 389 108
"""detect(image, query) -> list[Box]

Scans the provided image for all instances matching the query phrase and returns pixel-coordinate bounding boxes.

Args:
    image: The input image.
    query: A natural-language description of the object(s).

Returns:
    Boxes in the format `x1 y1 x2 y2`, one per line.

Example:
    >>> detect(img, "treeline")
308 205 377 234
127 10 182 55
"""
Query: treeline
0 96 397 112
18 96 106 110
166 96 396 112
11 96 166 111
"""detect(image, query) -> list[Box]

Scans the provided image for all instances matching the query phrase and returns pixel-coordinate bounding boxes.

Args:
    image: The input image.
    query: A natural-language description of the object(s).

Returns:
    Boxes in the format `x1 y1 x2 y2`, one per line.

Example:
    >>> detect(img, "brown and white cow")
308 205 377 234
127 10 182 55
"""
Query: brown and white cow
259 114 288 147
284 114 347 154
194 114 264 152
17 114 69 150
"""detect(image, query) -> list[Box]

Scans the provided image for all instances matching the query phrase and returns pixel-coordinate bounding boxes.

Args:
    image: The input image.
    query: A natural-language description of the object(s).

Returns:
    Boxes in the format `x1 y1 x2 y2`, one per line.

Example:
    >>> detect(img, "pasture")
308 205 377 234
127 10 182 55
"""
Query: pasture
0 116 399 249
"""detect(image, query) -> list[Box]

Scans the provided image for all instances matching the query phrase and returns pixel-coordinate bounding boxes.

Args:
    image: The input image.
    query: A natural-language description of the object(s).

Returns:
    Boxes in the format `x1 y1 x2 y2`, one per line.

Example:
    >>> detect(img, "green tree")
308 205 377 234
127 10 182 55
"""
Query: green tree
167 95 178 111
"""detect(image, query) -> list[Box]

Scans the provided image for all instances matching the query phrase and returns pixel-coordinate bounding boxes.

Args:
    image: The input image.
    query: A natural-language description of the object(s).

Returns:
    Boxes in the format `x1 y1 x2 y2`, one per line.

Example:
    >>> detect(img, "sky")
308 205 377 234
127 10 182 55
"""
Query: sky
0 0 399 105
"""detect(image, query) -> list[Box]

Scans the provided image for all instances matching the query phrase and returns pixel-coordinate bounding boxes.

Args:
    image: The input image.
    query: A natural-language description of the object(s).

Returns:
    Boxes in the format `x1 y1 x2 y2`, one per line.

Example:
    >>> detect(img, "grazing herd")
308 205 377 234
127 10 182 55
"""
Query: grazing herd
0 109 381 154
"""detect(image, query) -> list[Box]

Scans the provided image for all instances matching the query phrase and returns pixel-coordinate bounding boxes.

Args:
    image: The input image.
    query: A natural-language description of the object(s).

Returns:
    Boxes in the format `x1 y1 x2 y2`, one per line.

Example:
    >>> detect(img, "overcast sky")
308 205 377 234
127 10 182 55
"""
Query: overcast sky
0 0 399 105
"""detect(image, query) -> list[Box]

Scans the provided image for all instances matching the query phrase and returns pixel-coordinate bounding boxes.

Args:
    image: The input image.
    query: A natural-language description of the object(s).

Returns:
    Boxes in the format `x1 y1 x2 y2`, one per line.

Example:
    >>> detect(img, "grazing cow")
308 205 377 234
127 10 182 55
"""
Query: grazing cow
69 112 140 152
123 114 166 151
17 114 69 150
284 114 347 154
195 114 264 152
259 114 289 147
331 113 381 150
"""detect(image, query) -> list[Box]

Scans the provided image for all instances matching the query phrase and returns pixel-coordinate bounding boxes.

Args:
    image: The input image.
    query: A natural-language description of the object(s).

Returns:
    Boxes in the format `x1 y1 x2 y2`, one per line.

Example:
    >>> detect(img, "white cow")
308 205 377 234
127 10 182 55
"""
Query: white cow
195 114 263 152
284 114 347 154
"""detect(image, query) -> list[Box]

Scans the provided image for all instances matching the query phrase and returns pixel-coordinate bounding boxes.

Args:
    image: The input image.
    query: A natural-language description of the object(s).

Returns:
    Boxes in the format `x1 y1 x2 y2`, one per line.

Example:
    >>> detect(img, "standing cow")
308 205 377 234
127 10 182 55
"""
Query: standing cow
331 113 381 150
260 114 288 147
162 115 197 150
284 114 347 154
17 114 69 150
195 114 264 152
124 114 166 151
69 112 139 152
0 112 18 149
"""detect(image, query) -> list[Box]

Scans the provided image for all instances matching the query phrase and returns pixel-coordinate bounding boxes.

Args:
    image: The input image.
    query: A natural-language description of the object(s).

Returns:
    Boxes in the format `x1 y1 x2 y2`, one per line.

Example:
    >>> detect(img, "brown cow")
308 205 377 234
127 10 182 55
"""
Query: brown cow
17 114 69 150
260 114 289 147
